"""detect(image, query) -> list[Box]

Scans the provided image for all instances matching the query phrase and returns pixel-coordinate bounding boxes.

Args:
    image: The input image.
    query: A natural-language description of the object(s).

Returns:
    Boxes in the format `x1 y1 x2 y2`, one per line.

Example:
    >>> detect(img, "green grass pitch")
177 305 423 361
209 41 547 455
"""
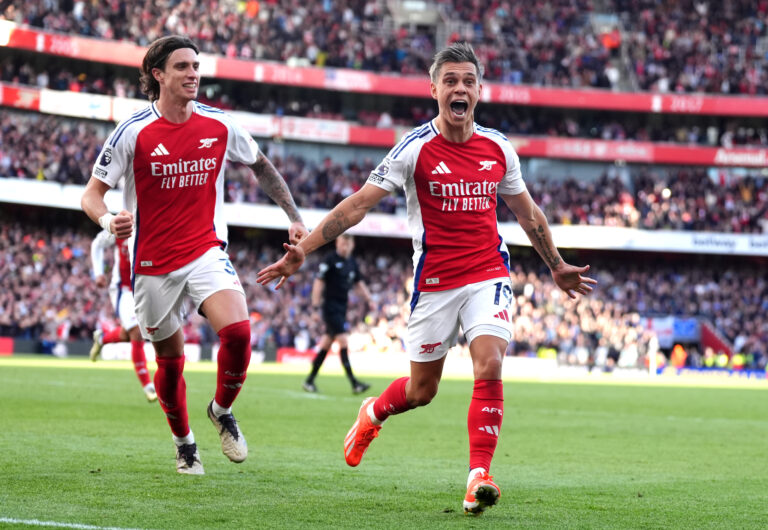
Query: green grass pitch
0 356 766 529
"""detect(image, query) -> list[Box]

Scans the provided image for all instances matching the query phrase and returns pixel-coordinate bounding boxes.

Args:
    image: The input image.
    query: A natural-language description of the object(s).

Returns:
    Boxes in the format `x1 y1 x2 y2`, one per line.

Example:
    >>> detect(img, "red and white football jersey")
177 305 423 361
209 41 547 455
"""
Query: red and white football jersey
91 230 132 289
92 101 260 275
367 120 526 292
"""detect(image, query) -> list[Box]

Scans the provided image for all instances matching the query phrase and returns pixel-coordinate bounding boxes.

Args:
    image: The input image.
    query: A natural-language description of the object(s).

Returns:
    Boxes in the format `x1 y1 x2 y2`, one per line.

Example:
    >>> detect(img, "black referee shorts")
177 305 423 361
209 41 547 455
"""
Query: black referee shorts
322 306 349 336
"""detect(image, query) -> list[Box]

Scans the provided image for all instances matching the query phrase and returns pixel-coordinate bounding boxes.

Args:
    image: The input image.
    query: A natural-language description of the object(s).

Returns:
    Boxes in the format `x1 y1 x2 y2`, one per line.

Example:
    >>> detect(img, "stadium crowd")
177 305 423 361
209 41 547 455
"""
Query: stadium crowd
0 109 108 184
4 50 768 148
1 218 766 372
6 1 768 95
503 168 768 233
619 0 768 95
2 109 767 232
2 1 767 372
5 0 613 86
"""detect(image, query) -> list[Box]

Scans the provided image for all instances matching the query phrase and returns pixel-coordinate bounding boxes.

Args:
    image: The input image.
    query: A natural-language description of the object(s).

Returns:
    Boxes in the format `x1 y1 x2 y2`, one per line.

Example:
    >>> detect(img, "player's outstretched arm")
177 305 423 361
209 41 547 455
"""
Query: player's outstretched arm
250 153 307 243
81 176 134 239
501 191 597 299
257 183 389 289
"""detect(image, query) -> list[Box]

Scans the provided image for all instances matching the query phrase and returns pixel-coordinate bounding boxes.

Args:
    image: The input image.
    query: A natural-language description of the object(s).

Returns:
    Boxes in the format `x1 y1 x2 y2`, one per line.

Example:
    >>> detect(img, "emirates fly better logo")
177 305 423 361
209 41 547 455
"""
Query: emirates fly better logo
428 178 499 212
152 156 218 190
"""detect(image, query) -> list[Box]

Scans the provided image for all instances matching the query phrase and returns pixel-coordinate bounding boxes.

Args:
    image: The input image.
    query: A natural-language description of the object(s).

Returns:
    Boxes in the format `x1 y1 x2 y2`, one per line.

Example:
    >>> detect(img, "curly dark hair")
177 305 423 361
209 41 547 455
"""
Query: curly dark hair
139 35 200 102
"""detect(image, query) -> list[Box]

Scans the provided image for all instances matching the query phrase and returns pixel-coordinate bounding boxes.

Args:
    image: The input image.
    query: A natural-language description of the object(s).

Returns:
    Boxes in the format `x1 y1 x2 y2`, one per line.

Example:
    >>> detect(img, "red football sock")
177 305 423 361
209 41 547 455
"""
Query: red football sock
467 379 504 472
154 356 189 437
131 340 151 386
372 377 413 422
214 320 251 408
102 327 122 344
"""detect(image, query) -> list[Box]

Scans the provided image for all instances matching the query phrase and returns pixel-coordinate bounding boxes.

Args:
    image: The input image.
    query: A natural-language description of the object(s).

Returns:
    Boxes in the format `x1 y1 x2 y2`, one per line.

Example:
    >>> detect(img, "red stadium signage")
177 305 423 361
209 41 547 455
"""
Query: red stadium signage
3 80 768 166
511 137 768 167
280 116 350 144
2 21 768 117
0 21 145 67
0 84 41 111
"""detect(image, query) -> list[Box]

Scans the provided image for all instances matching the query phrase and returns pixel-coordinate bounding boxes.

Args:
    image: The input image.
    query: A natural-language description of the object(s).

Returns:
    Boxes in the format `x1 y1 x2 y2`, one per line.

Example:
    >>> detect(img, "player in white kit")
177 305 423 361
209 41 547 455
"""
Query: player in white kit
89 229 157 402
81 35 307 475
257 42 596 514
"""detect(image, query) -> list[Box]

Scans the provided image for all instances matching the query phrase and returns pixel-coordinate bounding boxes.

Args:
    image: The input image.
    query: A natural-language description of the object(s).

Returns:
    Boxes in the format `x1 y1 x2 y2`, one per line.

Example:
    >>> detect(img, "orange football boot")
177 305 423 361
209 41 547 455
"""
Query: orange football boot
344 397 381 466
463 471 501 515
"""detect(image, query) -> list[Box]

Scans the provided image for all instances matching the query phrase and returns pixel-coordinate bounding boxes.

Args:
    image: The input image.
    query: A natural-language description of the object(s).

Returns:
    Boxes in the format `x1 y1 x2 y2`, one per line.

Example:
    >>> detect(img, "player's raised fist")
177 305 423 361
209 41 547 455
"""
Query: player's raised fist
112 210 134 239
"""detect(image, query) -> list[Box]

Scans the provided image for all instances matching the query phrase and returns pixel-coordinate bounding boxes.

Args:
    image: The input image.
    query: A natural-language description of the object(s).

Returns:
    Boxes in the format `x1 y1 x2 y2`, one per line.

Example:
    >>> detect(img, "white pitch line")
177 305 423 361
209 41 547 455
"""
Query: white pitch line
0 517 144 530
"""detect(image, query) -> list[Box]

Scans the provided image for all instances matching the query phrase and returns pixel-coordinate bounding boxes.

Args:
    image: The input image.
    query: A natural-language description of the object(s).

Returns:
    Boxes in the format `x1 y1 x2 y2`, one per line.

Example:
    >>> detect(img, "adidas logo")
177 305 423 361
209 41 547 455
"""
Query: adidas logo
151 143 170 156
493 309 510 322
478 425 499 436
431 161 452 174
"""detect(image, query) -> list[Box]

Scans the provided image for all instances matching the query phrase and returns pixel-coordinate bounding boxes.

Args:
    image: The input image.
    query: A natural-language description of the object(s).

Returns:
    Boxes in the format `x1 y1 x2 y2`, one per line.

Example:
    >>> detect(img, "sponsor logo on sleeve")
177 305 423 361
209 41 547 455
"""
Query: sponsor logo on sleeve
368 159 390 185
368 173 385 185
373 160 390 176
99 147 113 166
94 168 108 178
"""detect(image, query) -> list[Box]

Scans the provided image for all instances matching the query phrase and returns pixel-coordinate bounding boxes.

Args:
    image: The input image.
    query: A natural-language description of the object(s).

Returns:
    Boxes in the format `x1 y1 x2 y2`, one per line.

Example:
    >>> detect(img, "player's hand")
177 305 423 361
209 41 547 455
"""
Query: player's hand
288 221 309 245
551 263 597 299
94 275 108 288
257 242 306 289
112 210 134 239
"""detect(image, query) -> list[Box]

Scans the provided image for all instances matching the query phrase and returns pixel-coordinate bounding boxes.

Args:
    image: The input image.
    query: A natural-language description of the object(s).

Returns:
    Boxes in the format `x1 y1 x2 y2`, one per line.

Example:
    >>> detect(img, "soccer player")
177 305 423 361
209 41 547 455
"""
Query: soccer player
81 35 307 475
90 229 157 403
303 233 372 395
256 42 596 514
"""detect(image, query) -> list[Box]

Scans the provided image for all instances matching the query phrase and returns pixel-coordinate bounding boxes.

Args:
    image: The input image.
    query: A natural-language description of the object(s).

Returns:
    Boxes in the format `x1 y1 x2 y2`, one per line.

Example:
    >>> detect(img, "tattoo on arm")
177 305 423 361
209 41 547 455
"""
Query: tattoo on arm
252 156 302 223
321 211 349 242
526 225 562 269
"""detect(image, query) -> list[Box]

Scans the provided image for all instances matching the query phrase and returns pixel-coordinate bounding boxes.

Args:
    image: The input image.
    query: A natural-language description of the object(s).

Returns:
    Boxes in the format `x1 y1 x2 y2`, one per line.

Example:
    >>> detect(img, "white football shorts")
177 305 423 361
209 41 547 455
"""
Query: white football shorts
109 285 139 332
133 246 245 341
406 276 514 362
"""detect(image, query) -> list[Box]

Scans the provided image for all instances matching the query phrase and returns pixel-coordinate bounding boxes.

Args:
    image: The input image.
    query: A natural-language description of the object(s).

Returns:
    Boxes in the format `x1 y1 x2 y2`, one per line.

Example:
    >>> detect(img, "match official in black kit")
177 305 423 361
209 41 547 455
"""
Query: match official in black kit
303 234 373 394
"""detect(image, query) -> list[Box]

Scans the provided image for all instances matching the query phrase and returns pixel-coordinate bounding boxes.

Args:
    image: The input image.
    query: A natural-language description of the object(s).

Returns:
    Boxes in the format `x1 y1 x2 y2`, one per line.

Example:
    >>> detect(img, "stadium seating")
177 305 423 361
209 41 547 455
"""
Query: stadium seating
2 108 765 232
0 214 765 371
1 2 767 372
7 0 767 93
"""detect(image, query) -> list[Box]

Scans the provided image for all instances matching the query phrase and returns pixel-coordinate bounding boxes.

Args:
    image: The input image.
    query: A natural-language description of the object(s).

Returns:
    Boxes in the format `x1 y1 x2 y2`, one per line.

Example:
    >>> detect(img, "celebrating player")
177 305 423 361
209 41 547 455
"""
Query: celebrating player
81 35 307 475
257 42 596 514
303 234 372 395
90 229 157 403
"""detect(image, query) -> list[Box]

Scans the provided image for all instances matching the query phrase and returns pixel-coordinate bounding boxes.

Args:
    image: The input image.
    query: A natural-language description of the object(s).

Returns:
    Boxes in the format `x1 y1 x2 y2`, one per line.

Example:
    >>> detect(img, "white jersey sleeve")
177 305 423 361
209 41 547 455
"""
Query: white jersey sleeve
481 131 526 196
224 113 261 165
497 144 526 196
92 107 150 188
366 123 433 192
90 229 116 278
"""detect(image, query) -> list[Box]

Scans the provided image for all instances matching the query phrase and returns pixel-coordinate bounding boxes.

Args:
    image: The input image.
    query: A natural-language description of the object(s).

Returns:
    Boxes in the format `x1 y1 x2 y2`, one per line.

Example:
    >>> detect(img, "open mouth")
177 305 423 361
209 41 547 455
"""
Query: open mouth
450 100 468 117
